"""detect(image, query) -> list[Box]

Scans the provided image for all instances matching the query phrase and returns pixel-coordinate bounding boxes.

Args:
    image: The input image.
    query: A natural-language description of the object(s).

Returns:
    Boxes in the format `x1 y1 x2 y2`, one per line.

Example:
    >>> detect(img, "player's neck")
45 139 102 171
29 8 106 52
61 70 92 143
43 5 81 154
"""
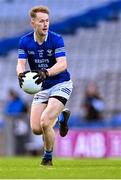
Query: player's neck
35 31 46 45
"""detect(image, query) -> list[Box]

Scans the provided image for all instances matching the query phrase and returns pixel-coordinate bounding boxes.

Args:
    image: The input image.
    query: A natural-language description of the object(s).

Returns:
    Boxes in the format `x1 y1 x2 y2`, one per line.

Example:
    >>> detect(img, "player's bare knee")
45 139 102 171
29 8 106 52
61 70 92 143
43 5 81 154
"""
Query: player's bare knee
40 114 50 130
41 112 56 131
31 126 43 135
40 120 49 131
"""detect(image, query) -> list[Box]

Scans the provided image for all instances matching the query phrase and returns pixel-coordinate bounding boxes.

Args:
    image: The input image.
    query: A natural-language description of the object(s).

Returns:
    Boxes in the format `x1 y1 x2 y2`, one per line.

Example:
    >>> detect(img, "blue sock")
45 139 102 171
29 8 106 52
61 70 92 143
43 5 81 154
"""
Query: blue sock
43 150 52 160
58 112 64 122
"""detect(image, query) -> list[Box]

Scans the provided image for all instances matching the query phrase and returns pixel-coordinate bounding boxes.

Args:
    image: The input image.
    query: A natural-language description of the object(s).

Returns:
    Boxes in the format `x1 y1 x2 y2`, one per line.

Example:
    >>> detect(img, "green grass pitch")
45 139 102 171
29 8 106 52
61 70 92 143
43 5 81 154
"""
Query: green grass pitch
0 157 121 179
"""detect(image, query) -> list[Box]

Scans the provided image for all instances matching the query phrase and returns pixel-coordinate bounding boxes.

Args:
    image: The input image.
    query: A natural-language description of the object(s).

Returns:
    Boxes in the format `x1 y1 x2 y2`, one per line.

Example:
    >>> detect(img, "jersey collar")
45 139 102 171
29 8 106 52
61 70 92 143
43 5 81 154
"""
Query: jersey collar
34 32 48 42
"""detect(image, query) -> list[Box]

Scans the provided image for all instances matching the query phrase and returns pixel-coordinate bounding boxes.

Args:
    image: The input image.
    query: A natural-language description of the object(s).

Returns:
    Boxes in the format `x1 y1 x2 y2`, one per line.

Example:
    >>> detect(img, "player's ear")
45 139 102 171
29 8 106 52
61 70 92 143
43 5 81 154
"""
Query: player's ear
30 18 35 28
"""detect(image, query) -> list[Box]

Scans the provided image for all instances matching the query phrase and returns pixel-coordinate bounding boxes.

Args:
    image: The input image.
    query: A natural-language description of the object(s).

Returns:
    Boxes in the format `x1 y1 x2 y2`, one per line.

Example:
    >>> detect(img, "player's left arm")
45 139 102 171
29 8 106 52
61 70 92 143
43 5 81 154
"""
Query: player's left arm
47 36 67 76
47 56 67 76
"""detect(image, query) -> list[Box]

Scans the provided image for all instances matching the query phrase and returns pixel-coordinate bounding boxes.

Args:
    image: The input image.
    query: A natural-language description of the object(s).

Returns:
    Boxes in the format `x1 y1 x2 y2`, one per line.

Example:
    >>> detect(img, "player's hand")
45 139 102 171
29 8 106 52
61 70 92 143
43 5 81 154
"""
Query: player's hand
32 69 49 85
18 71 30 88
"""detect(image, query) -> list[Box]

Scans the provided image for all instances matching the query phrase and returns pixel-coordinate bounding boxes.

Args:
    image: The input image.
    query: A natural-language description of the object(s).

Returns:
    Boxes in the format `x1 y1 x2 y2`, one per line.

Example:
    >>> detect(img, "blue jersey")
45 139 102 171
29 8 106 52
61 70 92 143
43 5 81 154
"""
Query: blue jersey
18 30 70 90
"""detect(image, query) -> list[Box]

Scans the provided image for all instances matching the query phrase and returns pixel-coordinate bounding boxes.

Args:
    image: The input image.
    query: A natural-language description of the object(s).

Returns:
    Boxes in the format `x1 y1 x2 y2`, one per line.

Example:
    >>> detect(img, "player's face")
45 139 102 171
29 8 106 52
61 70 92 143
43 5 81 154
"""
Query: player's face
31 12 49 36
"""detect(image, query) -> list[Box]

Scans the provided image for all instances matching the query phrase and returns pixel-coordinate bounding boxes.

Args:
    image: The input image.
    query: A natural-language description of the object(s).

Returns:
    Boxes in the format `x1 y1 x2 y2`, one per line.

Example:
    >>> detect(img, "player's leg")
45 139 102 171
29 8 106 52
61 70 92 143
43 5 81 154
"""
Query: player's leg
50 80 73 137
40 97 64 166
30 89 49 135
59 108 71 137
30 103 47 135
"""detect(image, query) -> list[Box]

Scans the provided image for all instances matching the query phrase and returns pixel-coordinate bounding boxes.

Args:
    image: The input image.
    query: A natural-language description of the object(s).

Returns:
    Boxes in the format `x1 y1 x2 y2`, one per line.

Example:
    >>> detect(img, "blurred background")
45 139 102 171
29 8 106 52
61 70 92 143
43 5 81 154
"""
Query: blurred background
0 0 121 158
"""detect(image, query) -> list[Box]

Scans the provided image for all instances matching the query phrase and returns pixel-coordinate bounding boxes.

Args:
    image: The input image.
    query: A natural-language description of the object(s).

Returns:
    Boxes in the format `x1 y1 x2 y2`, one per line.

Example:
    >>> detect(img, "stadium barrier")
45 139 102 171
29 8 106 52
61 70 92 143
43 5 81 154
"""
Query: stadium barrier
55 129 121 158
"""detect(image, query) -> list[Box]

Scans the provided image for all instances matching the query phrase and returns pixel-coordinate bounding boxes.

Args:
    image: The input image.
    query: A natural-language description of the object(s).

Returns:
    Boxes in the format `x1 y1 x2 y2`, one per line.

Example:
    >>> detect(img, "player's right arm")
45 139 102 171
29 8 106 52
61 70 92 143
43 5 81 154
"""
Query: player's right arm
17 37 28 74
16 59 27 76
16 59 28 88
17 38 28 87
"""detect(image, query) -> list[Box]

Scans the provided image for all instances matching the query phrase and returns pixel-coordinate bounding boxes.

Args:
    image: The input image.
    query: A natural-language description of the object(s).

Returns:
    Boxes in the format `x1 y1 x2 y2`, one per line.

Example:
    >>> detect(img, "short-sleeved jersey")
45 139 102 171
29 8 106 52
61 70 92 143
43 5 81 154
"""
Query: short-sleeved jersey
18 30 70 90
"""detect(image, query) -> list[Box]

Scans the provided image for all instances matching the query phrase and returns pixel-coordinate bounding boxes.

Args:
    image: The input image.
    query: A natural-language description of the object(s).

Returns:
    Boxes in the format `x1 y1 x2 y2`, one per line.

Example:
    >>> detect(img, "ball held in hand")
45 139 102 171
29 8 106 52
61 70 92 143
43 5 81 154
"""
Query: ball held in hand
22 72 42 94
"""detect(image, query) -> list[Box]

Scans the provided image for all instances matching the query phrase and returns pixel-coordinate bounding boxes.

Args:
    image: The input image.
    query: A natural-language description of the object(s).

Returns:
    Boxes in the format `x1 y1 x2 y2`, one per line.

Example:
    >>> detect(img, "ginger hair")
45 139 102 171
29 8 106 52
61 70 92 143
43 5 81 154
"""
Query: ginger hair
29 6 49 18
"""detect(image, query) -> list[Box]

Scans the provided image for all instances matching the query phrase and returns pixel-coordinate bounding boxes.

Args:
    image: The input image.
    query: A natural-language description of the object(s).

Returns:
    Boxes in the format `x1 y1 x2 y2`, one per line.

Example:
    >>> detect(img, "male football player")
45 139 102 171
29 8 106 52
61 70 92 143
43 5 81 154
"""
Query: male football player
16 6 73 166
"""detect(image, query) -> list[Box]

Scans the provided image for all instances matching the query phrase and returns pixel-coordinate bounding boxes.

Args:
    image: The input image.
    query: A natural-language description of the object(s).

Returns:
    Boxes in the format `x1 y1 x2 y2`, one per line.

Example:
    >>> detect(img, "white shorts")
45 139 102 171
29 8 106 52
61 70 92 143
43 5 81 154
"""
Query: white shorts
32 80 73 104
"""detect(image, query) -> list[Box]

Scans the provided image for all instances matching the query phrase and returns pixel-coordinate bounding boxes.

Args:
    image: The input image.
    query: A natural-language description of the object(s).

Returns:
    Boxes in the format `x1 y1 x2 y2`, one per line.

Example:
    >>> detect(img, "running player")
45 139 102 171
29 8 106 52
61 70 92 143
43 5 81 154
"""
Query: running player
16 6 73 166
